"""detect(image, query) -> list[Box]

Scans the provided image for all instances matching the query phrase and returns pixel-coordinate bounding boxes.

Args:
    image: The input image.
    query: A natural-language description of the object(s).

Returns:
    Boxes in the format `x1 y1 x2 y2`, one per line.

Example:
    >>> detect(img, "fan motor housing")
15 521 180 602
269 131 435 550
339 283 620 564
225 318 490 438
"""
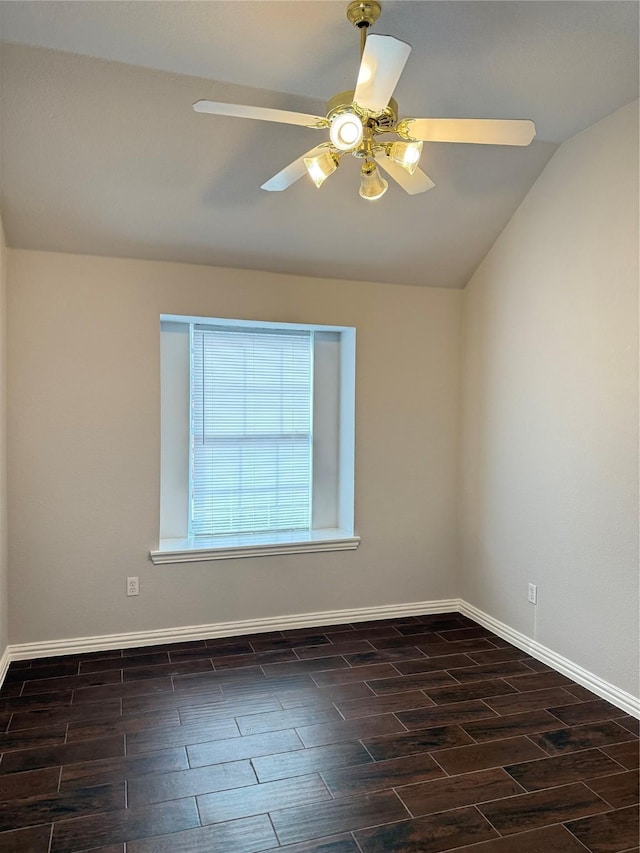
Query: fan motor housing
327 90 398 130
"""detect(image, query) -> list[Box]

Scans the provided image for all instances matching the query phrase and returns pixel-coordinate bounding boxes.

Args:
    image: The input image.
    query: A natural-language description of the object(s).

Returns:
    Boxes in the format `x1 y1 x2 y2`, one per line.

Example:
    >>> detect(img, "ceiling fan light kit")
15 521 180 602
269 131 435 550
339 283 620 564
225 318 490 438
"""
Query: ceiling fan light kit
359 161 388 201
193 0 536 201
304 151 339 188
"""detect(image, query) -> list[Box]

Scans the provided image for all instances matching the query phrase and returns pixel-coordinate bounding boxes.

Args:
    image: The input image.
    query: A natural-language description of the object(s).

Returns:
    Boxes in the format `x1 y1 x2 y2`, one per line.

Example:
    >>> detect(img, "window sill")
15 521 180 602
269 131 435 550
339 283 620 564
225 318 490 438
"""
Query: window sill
150 529 360 564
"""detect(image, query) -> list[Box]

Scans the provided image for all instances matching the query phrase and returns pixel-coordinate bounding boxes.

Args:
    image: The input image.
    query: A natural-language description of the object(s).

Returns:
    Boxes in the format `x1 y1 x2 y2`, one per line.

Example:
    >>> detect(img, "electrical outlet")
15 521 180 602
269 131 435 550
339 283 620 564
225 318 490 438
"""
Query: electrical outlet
527 583 537 605
127 577 139 596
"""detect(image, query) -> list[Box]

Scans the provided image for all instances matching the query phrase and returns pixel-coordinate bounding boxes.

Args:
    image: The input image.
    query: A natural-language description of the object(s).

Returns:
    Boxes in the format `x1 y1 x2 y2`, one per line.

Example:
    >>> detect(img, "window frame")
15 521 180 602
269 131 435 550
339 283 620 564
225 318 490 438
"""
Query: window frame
150 314 359 564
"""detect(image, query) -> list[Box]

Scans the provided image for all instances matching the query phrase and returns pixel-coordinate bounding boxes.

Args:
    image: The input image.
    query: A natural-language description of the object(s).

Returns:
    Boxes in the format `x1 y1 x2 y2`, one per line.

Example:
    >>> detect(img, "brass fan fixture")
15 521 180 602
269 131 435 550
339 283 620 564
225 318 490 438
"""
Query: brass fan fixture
193 1 536 200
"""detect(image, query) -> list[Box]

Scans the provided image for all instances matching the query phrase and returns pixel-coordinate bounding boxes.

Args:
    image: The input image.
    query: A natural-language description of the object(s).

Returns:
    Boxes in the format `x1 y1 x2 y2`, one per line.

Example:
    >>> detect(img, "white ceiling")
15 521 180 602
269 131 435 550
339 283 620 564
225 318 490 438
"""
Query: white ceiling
0 1 637 289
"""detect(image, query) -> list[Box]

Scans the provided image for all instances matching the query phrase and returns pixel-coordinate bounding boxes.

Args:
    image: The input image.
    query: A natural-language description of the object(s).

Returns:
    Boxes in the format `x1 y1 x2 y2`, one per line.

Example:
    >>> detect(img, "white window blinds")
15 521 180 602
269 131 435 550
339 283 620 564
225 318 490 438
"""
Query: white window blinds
190 325 313 537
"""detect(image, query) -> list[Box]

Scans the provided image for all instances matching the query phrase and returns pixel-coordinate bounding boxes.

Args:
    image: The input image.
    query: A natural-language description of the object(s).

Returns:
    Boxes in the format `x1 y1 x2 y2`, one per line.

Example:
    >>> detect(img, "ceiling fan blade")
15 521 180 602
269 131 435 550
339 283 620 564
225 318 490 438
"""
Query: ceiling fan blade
399 118 536 146
374 153 435 195
353 34 412 113
193 100 325 128
261 146 329 191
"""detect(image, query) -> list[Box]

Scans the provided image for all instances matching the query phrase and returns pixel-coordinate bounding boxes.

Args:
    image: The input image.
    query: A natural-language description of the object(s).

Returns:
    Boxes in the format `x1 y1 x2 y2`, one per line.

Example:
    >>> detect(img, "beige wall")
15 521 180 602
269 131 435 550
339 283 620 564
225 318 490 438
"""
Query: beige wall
7 252 462 644
0 218 7 658
460 101 639 695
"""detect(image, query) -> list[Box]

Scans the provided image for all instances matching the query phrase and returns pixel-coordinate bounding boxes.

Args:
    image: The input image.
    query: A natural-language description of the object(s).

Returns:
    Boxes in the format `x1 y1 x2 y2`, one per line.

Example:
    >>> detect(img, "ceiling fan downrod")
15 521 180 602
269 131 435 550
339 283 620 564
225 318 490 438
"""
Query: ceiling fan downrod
346 0 381 56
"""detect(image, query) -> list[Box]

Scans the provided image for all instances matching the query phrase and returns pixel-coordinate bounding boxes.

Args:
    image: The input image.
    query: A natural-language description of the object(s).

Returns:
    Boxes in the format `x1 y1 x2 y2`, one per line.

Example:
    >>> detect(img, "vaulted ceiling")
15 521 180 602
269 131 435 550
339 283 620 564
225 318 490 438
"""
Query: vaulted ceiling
0 1 637 288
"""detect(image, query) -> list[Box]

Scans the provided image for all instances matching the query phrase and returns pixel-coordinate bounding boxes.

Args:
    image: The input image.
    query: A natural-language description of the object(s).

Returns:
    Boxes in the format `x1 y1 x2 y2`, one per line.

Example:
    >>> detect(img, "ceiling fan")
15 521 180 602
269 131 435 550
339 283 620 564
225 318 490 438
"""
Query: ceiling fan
193 1 536 201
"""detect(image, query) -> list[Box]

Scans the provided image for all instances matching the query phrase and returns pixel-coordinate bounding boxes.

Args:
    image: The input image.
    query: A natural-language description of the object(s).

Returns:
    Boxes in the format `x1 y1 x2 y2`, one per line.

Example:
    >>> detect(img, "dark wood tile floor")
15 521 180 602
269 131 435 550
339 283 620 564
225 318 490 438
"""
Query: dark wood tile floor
0 612 638 852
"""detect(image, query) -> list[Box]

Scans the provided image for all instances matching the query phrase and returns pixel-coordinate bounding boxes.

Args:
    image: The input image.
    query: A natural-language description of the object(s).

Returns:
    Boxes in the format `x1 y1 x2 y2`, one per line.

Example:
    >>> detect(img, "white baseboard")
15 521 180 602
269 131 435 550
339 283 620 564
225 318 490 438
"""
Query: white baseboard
0 644 9 686
3 598 638 720
459 600 640 719
7 599 460 661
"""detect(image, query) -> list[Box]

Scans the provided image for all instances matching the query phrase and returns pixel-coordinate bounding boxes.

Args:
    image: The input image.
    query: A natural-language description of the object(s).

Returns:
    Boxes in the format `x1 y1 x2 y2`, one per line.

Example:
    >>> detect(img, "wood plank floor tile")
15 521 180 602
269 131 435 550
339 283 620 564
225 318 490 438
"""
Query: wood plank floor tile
0 723 67 752
0 824 52 853
397 767 524 817
1 613 634 853
121 688 220 716
121 659 214 681
0 782 125 833
220 674 316 698
548 699 629 726
396 699 498 730
59 746 188 790
477 781 610 835
72 677 173 704
78 652 168 674
198 773 331 824
566 804 640 853
262 657 351 678
125 716 240 754
585 770 640 809
460 709 564 742
173 642 252 660
66 708 181 742
321 752 444 798
616 715 640 735
408 639 497 656
261 835 359 853
432 736 546 775
20 671 122 696
393 654 474 675
2 690 69 713
236 705 342 736
0 766 60 801
335 690 434 720
277 681 374 708
252 740 373 783
296 713 405 748
529 721 638 756
354 804 498 853
0 734 124 774
9 698 122 731
50 797 200 852
506 748 624 790
6 662 80 682
126 813 278 853
294 640 375 660
618 717 640 736
187 728 303 768
423 679 517 705
310 664 399 686
503 671 574 692
212 649 298 669
435 627 493 642
483 688 580 715
466 648 533 665
601 741 640 770
362 724 474 761
450 823 594 852
343 648 428 666
270 790 408 846
127 759 257 807
449 661 535 683
178 695 281 723
367 671 458 696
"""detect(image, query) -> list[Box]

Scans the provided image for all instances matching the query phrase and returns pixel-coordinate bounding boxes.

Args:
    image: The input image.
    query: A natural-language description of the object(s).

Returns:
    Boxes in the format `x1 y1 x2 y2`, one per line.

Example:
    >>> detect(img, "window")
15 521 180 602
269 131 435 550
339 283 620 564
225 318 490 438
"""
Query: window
151 315 358 563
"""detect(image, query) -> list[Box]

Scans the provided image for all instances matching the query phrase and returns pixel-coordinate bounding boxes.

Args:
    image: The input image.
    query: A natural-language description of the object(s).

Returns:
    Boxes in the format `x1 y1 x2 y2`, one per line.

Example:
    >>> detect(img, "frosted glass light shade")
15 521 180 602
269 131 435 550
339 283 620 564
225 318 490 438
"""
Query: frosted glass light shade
359 163 388 201
330 112 364 151
304 152 338 188
388 140 423 174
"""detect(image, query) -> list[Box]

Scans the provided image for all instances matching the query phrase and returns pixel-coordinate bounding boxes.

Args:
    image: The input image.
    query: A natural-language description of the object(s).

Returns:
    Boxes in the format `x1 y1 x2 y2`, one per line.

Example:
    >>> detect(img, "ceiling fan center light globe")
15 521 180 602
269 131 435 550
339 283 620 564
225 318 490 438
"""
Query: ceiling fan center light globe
330 111 364 151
